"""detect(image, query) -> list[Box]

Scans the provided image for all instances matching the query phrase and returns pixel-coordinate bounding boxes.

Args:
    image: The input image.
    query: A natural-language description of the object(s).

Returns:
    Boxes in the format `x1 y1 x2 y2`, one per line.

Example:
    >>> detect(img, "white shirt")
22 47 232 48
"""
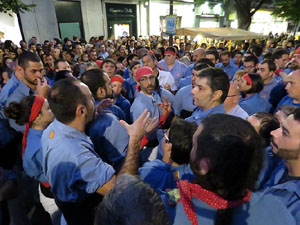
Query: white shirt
157 69 177 91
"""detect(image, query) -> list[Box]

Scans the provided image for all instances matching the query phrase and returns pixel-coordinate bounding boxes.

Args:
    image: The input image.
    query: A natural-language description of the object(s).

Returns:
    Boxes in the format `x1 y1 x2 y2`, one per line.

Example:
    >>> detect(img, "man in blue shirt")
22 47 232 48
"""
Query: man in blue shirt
173 63 209 119
216 50 238 79
43 78 155 225
157 47 187 88
276 69 300 111
185 67 229 125
183 48 205 78
130 67 167 122
139 119 196 192
257 59 279 100
81 69 126 121
259 108 300 223
162 114 295 225
5 52 49 132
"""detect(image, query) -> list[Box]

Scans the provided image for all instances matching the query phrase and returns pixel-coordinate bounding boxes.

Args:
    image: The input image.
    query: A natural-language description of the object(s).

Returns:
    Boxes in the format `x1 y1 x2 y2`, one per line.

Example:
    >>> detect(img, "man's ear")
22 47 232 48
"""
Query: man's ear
213 90 223 102
76 104 86 117
198 158 211 175
96 87 106 99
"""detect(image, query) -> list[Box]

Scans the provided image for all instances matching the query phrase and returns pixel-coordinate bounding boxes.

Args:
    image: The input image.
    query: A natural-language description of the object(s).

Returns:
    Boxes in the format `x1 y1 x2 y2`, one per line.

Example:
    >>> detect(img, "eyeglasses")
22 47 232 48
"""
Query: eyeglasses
139 75 155 83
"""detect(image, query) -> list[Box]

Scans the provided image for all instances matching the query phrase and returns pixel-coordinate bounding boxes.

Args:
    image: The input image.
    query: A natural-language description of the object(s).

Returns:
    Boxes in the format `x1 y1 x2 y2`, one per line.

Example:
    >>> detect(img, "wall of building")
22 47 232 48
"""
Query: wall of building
20 0 59 43
0 12 22 45
81 0 105 41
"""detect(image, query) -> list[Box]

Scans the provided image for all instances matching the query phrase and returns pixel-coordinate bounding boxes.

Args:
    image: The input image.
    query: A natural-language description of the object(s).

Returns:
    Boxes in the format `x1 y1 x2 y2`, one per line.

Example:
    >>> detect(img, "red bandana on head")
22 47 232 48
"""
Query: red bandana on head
22 96 50 188
177 180 251 225
22 96 45 157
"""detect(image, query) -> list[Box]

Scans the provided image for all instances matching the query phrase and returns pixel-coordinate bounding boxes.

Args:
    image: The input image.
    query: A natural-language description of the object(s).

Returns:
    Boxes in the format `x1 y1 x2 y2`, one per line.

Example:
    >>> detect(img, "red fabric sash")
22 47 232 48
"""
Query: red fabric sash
243 73 253 86
22 96 45 156
177 180 251 225
165 51 176 56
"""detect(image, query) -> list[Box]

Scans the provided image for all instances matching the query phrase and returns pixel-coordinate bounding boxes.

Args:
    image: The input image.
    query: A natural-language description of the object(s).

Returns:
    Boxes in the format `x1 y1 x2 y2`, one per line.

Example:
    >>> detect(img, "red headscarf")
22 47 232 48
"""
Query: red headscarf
22 96 45 157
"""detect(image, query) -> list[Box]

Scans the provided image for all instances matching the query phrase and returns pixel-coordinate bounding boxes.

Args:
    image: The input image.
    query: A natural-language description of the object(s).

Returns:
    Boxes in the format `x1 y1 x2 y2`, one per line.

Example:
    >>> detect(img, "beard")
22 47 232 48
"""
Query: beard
271 138 300 160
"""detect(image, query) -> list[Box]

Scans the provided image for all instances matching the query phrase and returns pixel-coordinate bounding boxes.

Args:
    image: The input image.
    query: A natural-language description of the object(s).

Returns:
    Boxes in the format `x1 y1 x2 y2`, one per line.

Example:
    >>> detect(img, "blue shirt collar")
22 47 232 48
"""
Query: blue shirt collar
52 119 88 141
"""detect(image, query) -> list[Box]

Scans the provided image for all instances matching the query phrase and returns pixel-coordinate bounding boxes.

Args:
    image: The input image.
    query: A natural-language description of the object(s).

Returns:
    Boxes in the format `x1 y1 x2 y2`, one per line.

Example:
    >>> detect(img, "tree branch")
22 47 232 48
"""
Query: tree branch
250 0 267 16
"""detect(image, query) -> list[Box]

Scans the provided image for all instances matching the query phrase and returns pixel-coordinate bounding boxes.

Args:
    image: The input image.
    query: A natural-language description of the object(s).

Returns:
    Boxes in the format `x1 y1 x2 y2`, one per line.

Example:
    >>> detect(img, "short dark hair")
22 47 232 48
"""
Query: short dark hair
243 55 258 65
252 112 279 147
250 44 263 57
196 58 215 68
292 108 300 123
272 48 289 60
205 50 219 62
260 59 276 72
169 119 197 164
126 53 138 65
232 50 243 58
18 51 41 69
142 53 157 62
129 60 141 71
220 50 230 58
191 114 263 224
101 58 116 69
94 174 169 225
197 67 230 103
193 63 210 72
54 59 68 70
80 69 106 99
47 79 87 123
244 73 264 94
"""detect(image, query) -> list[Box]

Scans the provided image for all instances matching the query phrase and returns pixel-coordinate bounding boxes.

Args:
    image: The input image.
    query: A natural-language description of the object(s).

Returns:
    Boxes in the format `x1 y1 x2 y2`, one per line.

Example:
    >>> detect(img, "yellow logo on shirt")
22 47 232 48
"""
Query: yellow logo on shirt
49 130 54 139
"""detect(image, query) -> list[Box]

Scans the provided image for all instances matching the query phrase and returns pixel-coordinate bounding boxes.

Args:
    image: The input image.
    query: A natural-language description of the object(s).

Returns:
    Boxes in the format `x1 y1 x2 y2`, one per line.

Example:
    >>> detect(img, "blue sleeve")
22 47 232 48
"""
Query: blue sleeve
173 91 183 116
50 145 115 202
130 100 145 122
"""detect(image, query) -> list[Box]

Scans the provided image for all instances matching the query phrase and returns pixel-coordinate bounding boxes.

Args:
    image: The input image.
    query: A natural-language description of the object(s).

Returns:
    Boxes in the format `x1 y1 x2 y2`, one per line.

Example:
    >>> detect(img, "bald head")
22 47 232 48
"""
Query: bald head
193 48 206 64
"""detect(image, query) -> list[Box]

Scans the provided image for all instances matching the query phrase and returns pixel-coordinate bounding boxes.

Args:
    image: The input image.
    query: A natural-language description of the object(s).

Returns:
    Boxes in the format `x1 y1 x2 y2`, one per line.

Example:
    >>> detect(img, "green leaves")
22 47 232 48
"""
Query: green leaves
272 0 300 23
0 0 35 16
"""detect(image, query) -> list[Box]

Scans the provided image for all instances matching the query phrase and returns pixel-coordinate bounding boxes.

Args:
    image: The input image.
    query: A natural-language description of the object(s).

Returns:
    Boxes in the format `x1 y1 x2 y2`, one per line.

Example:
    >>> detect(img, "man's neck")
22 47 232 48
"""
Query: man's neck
67 119 86 133
264 77 273 85
285 160 300 177
167 61 175 70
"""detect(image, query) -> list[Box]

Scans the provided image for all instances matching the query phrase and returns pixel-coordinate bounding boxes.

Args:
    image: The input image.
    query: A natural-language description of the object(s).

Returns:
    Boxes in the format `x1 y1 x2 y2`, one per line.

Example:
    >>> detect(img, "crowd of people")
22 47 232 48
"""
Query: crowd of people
0 32 299 225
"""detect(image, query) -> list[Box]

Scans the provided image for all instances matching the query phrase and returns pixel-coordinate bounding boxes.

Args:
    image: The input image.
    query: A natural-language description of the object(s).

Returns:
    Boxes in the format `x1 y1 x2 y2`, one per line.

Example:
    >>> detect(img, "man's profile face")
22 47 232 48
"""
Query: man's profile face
291 54 300 70
257 63 271 81
23 61 43 86
205 54 216 65
285 70 300 101
191 77 215 110
57 61 71 72
192 50 203 64
142 55 155 70
276 54 289 68
271 115 300 160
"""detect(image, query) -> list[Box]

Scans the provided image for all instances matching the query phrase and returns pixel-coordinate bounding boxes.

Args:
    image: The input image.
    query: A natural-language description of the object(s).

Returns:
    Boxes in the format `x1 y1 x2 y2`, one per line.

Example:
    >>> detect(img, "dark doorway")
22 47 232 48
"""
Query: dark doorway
106 3 137 38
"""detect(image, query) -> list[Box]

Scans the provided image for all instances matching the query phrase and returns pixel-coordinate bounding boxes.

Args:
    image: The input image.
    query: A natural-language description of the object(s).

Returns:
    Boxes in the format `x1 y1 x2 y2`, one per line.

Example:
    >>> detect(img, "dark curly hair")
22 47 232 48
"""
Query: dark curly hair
4 95 35 125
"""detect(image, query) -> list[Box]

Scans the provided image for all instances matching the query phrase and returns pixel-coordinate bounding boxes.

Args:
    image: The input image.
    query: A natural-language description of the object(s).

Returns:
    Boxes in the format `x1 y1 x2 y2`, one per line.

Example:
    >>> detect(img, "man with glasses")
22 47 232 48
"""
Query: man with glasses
243 55 258 73
130 67 170 122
